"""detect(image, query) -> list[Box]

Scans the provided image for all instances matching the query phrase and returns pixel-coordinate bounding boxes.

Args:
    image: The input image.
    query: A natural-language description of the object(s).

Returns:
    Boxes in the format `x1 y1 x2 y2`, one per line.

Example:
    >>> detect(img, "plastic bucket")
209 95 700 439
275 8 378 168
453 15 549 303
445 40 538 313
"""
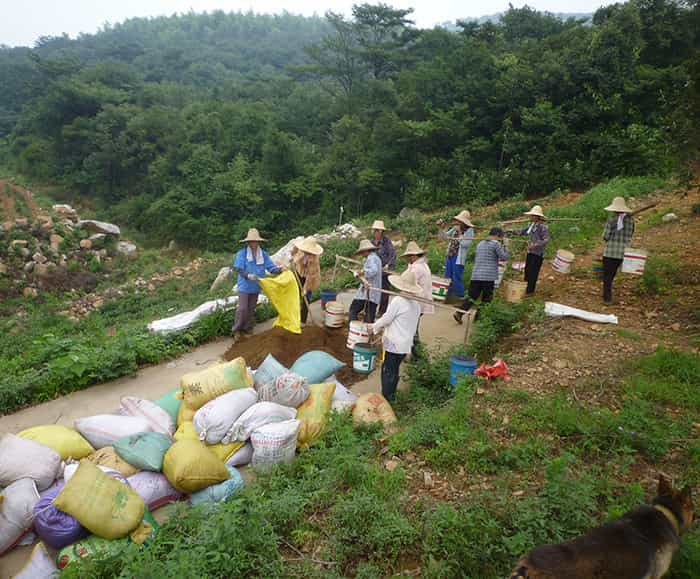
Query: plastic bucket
325 301 346 328
431 276 450 301
592 259 604 280
505 280 528 303
449 355 477 386
552 249 575 274
353 343 378 374
621 248 647 275
494 260 507 288
347 321 370 350
320 290 337 310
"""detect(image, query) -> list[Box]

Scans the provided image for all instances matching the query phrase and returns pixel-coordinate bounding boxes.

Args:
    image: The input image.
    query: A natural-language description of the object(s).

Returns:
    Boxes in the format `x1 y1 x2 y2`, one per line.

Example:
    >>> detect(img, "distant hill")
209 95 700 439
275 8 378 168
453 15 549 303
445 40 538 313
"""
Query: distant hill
438 11 592 30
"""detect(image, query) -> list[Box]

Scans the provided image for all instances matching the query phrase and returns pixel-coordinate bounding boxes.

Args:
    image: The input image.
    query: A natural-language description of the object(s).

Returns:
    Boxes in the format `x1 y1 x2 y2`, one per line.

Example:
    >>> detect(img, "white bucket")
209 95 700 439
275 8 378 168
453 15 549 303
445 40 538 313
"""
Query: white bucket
621 248 647 275
494 260 507 288
552 249 575 274
431 276 450 301
325 301 346 328
347 321 370 350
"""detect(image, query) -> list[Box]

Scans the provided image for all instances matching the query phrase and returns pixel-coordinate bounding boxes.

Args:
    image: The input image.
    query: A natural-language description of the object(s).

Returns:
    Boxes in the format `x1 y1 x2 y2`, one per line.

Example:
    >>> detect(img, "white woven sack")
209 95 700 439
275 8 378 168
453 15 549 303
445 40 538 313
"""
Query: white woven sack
224 402 297 444
126 471 182 510
12 541 58 578
74 415 153 449
256 371 309 408
225 442 254 467
251 419 300 471
329 376 358 412
121 396 176 436
193 388 258 444
0 478 40 555
0 434 62 491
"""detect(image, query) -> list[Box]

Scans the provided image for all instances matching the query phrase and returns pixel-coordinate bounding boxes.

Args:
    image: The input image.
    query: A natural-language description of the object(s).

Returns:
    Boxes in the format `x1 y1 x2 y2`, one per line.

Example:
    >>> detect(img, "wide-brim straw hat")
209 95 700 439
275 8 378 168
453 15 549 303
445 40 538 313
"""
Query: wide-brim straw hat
240 228 266 242
402 241 426 257
523 205 546 219
355 239 377 255
294 236 324 256
388 270 422 295
370 220 387 231
453 210 473 227
604 197 633 213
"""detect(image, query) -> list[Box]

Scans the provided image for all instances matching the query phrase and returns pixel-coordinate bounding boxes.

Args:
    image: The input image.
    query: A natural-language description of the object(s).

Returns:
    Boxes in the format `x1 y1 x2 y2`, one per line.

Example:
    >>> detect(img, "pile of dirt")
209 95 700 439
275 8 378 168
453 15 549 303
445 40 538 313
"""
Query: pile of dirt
224 325 362 387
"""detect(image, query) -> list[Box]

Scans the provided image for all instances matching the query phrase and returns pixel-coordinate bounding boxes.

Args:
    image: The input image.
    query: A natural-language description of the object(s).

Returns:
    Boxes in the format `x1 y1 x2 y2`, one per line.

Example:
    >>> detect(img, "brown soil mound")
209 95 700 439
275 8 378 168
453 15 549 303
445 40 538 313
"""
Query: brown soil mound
224 325 362 387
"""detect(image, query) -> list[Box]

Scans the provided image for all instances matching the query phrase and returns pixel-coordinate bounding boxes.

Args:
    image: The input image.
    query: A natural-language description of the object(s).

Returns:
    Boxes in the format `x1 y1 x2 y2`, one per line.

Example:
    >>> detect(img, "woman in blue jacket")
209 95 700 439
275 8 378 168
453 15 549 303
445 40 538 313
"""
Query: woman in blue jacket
231 228 283 342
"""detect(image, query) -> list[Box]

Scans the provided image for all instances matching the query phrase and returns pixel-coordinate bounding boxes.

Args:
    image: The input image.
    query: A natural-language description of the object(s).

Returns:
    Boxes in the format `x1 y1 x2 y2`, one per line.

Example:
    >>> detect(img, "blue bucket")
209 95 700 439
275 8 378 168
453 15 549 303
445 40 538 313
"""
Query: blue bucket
320 289 338 310
449 355 477 386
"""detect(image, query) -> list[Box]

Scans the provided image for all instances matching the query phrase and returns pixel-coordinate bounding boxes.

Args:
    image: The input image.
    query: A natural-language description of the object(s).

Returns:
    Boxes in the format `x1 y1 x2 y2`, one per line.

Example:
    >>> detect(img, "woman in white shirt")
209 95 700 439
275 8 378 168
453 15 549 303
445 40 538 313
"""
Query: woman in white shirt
368 269 422 402
403 241 434 358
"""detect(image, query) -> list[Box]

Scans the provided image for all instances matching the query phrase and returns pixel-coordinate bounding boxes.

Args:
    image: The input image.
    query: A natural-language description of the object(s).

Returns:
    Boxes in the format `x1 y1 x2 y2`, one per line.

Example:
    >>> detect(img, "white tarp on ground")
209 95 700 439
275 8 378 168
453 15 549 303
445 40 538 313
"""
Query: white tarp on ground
544 302 618 324
148 295 269 334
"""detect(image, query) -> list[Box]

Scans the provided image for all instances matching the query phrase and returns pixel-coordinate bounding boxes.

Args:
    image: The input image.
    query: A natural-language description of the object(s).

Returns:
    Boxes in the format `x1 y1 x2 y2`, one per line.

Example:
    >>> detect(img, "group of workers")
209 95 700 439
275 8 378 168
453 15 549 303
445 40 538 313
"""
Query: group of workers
228 194 636 400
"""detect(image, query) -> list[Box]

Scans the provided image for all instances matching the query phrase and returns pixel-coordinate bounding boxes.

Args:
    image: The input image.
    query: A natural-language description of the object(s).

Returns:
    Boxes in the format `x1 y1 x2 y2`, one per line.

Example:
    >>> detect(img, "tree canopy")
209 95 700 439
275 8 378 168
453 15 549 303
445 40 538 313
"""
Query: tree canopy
0 2 698 249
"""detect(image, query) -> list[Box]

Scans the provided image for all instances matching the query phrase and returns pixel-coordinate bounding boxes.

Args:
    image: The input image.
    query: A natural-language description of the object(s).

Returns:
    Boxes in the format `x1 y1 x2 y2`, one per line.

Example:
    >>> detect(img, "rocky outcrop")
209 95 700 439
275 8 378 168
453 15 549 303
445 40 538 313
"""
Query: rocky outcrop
77 220 121 236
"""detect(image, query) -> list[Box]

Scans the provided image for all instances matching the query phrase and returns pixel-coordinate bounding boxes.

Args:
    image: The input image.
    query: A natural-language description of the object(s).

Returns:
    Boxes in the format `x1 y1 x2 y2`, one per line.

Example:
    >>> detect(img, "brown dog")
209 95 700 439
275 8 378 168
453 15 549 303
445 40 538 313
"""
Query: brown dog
509 475 693 579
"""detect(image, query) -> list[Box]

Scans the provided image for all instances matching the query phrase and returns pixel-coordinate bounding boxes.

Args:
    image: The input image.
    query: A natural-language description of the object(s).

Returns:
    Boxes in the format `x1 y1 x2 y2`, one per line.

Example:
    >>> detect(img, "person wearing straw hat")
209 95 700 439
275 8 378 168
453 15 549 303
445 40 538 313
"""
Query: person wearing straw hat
231 228 284 341
508 205 550 295
368 269 422 402
370 220 396 317
454 227 509 323
402 241 434 358
602 196 635 304
291 237 323 325
440 210 475 300
349 239 383 323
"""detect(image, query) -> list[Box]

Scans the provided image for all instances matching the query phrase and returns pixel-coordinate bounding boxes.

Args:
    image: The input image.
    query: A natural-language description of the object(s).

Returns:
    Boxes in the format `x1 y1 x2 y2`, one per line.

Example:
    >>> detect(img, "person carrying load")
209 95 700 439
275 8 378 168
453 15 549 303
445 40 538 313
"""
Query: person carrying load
402 241 434 359
231 228 284 342
371 220 396 316
291 237 323 325
441 210 475 300
507 205 550 295
368 269 422 402
601 196 635 304
454 227 509 323
349 239 383 324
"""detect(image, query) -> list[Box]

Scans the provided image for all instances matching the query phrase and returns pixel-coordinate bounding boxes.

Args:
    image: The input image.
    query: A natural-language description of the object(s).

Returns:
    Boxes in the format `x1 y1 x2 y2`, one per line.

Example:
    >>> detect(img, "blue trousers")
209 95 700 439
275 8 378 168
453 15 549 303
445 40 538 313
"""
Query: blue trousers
444 255 465 298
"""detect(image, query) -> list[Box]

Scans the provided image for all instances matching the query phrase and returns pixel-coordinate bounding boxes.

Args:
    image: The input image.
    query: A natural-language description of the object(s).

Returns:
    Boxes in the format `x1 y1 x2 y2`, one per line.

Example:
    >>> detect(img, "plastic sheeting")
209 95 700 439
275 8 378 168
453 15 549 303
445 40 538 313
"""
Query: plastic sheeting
544 302 618 324
148 295 269 334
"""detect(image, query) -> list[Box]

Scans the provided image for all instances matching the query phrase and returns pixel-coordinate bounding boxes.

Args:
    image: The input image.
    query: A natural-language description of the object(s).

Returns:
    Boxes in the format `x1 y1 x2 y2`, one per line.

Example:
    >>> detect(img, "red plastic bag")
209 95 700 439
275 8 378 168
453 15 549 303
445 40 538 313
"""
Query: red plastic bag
474 358 510 381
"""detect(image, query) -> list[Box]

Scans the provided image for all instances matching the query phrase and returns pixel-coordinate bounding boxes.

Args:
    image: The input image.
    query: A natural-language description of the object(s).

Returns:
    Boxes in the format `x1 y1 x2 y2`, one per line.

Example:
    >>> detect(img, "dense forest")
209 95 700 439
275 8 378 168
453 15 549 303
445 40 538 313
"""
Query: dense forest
0 2 698 249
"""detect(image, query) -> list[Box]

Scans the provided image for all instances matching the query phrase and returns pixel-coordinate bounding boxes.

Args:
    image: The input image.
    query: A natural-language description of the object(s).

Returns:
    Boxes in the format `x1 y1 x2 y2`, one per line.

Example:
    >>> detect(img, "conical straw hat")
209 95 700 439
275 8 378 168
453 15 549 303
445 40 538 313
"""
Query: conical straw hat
523 205 546 219
370 220 387 231
388 269 422 295
354 239 377 255
240 228 266 242
402 241 426 256
453 210 473 227
604 197 632 213
294 237 324 256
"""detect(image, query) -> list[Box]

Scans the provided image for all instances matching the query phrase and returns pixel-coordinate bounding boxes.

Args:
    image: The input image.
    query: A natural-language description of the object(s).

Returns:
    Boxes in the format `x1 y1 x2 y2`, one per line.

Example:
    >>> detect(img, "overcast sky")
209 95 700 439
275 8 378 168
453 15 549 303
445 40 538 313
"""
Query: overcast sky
2 0 609 47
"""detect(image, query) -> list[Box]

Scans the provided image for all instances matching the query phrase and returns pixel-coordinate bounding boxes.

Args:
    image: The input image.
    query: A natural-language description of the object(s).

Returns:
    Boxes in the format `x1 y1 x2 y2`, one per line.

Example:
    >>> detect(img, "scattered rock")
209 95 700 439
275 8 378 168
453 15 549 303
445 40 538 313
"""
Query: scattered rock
32 252 47 264
167 240 177 251
23 261 34 273
88 233 107 249
34 263 50 277
23 287 38 298
80 239 93 250
77 219 121 236
49 234 64 251
14 217 29 228
384 459 400 472
116 241 137 258
670 323 681 332
662 213 679 223
52 204 78 221
11 239 28 247
423 471 435 488
553 359 568 369
0 262 7 275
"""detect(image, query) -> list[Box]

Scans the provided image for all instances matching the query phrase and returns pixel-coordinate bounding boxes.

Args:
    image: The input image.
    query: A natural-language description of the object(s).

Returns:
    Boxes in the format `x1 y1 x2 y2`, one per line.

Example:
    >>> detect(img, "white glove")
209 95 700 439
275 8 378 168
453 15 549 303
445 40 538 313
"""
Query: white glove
247 274 259 281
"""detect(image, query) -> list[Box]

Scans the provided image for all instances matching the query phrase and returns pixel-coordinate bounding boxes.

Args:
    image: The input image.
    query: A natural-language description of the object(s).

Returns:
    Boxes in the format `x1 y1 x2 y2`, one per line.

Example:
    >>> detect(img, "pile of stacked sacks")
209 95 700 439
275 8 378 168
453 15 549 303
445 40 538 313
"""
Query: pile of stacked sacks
0 350 398 575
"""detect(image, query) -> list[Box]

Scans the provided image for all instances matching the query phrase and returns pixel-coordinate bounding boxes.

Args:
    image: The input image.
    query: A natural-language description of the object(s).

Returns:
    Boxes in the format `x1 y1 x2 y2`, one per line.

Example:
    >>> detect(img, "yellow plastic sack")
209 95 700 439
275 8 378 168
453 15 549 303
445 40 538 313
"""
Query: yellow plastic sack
177 401 197 425
86 446 140 478
162 439 230 493
179 358 253 410
296 382 336 449
54 461 145 540
173 422 244 462
352 393 397 428
259 270 302 334
18 425 94 460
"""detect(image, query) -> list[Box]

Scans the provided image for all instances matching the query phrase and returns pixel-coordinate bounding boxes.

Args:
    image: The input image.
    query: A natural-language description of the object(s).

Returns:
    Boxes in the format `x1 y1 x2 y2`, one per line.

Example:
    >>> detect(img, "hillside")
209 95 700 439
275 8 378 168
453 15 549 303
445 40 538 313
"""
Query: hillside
1 1 698 251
